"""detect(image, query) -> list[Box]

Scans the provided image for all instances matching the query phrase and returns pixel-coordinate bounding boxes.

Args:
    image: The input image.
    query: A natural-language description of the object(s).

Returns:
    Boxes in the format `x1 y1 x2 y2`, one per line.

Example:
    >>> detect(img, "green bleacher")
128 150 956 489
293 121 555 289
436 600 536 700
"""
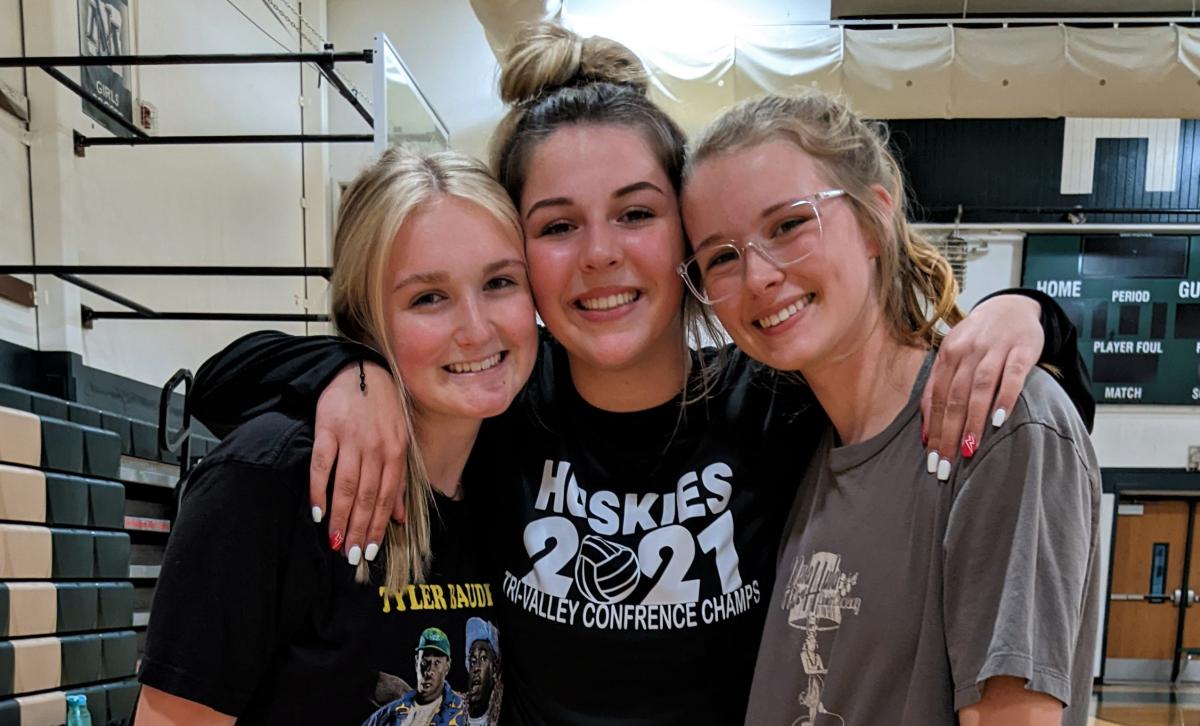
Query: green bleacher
0 382 217 725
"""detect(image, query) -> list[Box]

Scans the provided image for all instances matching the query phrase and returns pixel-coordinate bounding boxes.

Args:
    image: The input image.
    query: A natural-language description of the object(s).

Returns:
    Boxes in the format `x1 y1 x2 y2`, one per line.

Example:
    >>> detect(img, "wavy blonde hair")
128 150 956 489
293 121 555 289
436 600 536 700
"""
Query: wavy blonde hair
330 146 523 592
686 92 963 348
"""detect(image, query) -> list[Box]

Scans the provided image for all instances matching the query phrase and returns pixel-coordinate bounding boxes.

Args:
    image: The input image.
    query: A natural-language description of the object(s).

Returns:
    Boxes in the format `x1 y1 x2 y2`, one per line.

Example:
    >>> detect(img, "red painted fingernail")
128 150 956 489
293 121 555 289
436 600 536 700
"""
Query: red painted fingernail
961 433 978 458
329 529 345 551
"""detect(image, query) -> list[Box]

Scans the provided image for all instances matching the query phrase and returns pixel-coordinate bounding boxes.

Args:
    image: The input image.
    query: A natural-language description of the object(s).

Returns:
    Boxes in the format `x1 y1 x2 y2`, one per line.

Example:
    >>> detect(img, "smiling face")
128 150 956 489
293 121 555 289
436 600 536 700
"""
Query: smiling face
682 140 884 374
520 123 687 379
384 194 537 423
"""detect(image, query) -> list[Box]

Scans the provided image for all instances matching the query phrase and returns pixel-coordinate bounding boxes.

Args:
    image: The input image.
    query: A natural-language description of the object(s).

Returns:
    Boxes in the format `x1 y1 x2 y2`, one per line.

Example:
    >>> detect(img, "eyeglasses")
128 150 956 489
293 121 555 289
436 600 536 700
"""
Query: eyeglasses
678 189 846 305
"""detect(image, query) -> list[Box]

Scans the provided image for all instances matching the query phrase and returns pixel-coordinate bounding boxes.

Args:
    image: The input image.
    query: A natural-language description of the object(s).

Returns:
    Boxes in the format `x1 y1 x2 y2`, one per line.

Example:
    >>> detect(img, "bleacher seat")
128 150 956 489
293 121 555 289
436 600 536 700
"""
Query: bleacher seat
76 684 107 725
42 474 87 527
50 530 93 580
130 419 157 460
99 632 136 679
81 426 120 479
0 467 44 524
0 527 51 579
0 584 56 638
0 385 31 413
96 583 133 629
37 419 82 474
0 583 133 641
100 411 133 456
0 632 137 701
66 404 102 429
28 395 67 423
0 410 39 468
58 634 101 686
87 479 124 528
10 691 64 725
57 584 97 636
94 532 130 580
0 636 60 696
104 679 138 722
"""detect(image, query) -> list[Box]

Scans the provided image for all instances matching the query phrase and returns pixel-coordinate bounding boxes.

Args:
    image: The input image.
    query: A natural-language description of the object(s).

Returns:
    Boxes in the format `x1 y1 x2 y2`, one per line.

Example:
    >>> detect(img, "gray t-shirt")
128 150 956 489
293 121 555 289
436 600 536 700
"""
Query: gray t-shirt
744 360 1100 725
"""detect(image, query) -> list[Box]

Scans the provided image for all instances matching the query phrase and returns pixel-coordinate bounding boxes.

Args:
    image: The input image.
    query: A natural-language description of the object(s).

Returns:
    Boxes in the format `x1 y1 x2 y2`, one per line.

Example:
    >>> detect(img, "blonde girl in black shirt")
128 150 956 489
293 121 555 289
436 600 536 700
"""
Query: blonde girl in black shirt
136 148 536 724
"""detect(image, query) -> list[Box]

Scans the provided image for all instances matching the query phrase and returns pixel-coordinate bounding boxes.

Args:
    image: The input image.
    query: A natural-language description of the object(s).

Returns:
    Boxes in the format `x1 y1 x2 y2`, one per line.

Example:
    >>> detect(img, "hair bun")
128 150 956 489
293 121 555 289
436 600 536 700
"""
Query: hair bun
498 22 649 106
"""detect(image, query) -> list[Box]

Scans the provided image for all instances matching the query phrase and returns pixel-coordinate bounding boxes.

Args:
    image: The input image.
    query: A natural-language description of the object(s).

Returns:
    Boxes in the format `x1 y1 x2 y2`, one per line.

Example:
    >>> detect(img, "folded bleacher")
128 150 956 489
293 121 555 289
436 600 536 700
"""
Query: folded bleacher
0 383 217 725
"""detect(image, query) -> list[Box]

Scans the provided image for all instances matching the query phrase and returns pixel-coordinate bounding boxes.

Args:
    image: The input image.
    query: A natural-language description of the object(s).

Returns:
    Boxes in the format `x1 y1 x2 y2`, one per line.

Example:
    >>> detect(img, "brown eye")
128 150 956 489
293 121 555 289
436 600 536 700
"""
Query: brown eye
540 221 575 236
619 208 655 224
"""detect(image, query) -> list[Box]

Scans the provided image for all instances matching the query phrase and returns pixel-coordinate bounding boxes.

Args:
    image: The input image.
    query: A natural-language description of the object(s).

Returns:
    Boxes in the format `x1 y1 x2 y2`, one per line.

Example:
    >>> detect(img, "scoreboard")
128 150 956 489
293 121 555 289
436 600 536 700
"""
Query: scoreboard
1021 234 1200 406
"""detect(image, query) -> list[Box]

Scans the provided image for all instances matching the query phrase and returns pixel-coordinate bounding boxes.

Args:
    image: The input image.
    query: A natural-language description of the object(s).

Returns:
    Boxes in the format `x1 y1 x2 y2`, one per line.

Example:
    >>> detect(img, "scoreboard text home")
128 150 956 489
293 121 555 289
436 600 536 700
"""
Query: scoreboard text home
1022 234 1200 405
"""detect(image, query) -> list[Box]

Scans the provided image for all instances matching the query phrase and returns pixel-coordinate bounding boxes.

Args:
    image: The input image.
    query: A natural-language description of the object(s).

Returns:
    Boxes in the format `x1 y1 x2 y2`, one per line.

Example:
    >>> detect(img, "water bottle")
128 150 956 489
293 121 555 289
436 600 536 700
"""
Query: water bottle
66 693 92 726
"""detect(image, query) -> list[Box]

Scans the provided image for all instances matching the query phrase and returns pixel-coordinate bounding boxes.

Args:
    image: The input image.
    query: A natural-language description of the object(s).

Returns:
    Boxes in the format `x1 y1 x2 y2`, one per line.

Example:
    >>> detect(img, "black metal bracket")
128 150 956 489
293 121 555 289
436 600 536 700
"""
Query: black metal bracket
1 264 332 324
0 49 375 156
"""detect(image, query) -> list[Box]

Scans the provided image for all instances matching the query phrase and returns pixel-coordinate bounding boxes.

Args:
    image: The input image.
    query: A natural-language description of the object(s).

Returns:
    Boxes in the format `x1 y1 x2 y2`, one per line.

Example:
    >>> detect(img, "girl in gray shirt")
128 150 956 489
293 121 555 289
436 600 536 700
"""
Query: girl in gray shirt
679 92 1099 726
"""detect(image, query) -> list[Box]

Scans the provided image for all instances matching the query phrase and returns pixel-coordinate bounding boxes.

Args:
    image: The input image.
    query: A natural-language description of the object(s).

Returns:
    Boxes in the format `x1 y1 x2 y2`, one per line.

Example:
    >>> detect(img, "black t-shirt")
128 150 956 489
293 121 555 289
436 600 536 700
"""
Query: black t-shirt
139 411 502 725
463 341 820 725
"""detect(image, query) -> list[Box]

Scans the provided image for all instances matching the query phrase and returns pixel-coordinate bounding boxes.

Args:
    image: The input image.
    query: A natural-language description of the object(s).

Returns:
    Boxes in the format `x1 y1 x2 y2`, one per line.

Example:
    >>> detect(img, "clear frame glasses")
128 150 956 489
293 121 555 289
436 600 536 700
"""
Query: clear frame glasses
678 189 846 305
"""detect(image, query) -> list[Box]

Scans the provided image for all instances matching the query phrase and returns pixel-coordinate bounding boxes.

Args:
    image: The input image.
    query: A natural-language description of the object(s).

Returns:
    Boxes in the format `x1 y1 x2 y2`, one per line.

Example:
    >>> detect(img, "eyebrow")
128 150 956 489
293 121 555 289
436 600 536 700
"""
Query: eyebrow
694 198 807 250
760 198 802 218
393 258 524 291
523 180 667 221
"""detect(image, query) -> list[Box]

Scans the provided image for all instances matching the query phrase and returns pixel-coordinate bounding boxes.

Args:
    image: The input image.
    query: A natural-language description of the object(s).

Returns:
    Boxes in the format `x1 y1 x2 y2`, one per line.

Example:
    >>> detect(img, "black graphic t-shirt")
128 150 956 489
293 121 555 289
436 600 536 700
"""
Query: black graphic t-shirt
139 411 502 725
463 342 818 725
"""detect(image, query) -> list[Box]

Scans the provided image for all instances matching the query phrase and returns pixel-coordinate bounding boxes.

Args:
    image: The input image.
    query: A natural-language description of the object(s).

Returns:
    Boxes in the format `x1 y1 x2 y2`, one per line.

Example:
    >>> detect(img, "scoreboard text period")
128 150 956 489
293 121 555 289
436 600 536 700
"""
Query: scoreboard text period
1021 234 1200 405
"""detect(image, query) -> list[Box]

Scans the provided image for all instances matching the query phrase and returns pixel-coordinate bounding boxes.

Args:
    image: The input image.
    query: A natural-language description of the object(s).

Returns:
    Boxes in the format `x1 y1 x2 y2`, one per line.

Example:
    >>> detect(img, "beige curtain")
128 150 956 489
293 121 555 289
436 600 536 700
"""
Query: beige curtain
469 2 1200 129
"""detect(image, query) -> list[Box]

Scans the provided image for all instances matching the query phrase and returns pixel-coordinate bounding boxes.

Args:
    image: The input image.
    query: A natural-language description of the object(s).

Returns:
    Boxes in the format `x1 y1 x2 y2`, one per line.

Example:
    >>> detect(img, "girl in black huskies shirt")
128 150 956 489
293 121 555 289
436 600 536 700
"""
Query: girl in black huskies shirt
136 149 537 724
182 24 1093 725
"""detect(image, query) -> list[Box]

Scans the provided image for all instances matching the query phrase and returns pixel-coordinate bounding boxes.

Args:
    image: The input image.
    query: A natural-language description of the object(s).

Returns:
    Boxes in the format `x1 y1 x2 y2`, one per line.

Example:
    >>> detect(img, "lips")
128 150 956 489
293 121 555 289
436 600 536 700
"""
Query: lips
575 289 640 311
443 351 506 374
754 293 816 329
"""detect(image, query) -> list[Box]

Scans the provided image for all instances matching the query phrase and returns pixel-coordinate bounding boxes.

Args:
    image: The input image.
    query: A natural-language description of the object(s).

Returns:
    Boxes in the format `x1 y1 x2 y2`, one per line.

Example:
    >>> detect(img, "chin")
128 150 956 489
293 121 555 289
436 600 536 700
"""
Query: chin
585 327 674 368
735 332 817 373
457 393 519 419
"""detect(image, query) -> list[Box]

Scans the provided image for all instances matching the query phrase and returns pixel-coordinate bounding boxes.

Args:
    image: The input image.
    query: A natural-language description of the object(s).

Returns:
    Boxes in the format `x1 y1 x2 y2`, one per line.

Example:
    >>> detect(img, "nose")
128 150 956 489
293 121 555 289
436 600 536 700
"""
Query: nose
453 296 493 349
580 224 623 271
742 244 785 295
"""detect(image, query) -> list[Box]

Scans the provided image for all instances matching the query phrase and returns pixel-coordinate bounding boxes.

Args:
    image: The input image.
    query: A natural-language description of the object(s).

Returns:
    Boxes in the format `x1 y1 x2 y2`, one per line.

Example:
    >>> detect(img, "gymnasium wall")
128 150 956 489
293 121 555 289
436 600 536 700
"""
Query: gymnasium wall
0 0 329 387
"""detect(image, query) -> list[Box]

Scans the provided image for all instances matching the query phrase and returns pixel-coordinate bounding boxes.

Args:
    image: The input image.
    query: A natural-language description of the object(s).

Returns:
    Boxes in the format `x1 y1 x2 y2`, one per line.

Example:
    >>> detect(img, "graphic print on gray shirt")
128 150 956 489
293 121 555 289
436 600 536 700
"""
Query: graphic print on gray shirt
744 361 1100 726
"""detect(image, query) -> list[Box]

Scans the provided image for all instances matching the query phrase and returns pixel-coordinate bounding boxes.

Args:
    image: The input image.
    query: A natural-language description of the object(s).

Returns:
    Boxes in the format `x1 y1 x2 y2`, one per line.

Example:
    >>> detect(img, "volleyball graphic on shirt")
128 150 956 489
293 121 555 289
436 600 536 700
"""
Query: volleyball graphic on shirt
574 535 641 604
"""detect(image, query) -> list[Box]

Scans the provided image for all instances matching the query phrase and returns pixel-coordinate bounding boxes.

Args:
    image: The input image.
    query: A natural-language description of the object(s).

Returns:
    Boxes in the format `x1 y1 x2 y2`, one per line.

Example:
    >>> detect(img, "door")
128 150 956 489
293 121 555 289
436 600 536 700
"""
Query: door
1105 500 1190 681
1176 506 1200 681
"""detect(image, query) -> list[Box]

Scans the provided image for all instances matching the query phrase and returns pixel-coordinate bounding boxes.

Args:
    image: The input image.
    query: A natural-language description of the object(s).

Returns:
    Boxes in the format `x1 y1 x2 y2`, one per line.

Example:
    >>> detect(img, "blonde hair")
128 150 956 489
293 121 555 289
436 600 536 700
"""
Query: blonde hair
687 93 963 348
490 22 727 397
330 146 523 592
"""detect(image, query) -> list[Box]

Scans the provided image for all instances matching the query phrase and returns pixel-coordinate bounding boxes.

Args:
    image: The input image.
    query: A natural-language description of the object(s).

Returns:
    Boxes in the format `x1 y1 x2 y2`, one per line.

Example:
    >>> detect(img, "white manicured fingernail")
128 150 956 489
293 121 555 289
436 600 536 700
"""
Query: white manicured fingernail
937 458 951 481
312 506 323 523
365 543 379 562
992 408 1007 428
347 545 362 566
927 451 939 474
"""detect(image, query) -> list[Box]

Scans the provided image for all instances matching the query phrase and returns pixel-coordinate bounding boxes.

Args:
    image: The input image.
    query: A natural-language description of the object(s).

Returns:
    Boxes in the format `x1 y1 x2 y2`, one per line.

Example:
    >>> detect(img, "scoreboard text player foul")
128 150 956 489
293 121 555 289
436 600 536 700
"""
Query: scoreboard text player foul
1021 234 1200 406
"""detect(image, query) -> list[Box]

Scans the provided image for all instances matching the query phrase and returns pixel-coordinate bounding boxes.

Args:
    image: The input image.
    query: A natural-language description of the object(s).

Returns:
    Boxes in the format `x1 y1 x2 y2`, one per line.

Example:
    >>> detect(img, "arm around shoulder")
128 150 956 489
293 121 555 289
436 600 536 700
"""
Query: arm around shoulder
191 330 388 438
